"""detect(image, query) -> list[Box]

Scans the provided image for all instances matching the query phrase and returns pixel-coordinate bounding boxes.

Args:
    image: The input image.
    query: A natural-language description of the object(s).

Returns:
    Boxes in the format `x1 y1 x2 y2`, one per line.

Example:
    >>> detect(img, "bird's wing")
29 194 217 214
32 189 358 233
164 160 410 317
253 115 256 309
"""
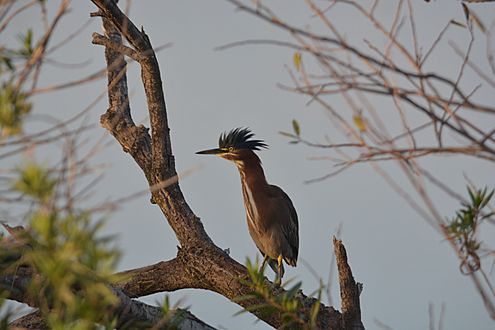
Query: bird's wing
269 185 299 266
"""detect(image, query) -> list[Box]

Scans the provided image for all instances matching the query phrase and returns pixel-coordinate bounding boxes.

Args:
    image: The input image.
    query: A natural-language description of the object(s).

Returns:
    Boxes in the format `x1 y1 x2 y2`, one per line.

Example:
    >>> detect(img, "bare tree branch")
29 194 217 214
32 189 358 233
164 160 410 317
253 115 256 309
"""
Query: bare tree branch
334 237 364 330
9 311 48 330
91 0 212 248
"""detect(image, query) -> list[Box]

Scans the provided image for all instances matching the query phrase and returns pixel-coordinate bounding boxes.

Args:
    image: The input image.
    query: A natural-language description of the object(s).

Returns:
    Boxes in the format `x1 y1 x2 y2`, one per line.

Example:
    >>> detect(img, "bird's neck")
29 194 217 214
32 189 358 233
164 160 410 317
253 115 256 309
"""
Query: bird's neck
235 152 269 191
235 152 271 231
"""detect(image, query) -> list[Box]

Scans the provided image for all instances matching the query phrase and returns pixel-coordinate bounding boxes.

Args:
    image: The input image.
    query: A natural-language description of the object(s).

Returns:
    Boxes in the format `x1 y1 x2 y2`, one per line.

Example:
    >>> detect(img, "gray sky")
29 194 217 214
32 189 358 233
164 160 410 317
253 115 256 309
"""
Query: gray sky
7 1 495 329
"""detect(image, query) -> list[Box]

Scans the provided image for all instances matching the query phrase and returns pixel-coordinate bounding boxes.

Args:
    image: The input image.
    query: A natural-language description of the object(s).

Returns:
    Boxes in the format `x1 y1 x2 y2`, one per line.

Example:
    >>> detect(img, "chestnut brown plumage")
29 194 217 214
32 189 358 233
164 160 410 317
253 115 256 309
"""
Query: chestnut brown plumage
196 128 299 285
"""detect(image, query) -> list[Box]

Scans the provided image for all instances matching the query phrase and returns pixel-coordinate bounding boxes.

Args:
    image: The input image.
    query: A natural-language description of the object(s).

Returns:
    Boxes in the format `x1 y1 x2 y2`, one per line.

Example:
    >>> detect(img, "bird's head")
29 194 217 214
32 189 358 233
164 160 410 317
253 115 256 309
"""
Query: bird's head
196 127 267 162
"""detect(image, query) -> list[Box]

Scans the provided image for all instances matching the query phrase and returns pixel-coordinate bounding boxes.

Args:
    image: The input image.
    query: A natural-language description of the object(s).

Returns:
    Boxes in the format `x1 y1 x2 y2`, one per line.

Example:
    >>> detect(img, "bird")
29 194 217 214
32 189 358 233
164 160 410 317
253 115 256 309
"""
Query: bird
196 128 299 285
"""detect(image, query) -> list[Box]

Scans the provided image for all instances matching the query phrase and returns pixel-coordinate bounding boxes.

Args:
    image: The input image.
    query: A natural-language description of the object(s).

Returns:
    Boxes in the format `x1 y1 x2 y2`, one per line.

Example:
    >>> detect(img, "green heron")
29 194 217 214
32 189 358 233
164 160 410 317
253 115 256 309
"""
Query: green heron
196 128 299 285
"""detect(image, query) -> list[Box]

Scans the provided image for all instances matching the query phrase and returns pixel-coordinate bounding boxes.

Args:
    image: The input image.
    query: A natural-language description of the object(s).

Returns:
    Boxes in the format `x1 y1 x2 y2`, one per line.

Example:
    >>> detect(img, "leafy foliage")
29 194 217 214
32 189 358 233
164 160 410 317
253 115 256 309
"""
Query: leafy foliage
21 214 119 329
446 186 494 274
0 83 32 137
16 29 34 58
12 162 56 202
0 26 37 136
157 295 189 330
235 258 322 329
3 159 122 329
0 28 35 74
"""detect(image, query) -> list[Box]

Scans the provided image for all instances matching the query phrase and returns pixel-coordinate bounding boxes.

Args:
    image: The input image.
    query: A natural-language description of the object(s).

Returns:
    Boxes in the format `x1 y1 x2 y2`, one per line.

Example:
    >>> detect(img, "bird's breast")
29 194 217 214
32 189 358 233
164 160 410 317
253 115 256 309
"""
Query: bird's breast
241 183 262 230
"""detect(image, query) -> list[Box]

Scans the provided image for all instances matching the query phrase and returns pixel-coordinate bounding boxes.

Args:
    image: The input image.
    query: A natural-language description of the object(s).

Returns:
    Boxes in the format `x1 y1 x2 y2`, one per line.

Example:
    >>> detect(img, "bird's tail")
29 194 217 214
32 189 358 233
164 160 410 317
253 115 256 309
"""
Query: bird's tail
284 257 297 267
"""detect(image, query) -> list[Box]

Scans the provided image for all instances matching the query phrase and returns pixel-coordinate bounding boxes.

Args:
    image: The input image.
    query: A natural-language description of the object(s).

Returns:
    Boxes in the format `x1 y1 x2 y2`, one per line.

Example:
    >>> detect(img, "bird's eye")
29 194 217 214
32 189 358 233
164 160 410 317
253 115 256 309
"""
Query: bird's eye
228 147 234 152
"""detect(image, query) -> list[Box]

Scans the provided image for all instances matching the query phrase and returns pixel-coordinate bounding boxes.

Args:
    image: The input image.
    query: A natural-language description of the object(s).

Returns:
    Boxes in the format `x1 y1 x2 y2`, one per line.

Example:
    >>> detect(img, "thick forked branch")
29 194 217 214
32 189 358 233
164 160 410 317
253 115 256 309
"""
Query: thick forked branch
1 236 343 329
91 0 211 248
88 0 362 329
2 226 358 329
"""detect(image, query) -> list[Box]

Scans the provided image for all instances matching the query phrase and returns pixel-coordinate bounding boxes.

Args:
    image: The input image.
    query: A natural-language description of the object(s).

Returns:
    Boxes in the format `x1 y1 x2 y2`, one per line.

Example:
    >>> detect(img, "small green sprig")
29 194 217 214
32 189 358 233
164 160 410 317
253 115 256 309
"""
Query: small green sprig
0 83 32 137
234 257 322 329
446 186 494 274
4 159 122 329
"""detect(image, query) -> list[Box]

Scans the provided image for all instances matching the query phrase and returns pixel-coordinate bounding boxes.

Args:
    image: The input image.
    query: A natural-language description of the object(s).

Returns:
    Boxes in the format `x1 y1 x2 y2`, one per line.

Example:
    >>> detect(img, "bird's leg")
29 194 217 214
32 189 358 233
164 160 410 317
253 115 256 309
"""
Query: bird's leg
274 255 283 287
260 255 269 273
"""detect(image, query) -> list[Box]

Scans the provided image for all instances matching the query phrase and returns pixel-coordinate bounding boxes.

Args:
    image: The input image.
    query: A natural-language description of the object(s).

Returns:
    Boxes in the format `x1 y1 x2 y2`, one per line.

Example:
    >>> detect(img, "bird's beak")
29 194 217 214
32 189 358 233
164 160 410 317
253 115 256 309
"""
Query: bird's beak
195 148 225 155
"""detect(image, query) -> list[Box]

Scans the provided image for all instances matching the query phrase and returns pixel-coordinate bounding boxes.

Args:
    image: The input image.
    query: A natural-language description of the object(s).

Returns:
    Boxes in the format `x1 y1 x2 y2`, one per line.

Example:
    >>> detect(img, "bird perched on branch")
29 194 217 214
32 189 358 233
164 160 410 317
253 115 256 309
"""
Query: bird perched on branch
196 128 299 285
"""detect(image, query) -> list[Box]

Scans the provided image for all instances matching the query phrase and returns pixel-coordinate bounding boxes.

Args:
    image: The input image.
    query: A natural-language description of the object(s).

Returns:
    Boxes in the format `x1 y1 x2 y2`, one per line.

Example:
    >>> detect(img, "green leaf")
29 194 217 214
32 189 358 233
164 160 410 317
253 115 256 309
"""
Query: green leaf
481 189 494 208
292 119 300 137
16 29 34 57
293 52 302 71
353 115 366 132
24 29 33 52
468 187 475 204
310 298 321 323
1 56 14 72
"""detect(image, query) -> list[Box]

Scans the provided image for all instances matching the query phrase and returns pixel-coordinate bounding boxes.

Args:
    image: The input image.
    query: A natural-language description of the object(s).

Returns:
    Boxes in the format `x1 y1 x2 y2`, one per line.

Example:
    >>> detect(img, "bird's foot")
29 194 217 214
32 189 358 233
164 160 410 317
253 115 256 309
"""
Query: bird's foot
275 255 284 287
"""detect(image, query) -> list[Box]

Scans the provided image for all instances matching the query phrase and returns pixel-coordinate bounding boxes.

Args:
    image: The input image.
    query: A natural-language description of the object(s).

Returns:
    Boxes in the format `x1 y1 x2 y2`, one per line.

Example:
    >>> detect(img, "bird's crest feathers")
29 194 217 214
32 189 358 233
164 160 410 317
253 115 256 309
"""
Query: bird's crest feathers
218 128 268 151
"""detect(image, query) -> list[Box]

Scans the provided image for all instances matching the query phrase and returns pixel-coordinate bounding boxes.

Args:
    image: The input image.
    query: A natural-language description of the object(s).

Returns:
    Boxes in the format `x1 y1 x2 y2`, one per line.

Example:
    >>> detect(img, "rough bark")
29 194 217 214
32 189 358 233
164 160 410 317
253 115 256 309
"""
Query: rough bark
334 237 365 330
9 311 48 330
